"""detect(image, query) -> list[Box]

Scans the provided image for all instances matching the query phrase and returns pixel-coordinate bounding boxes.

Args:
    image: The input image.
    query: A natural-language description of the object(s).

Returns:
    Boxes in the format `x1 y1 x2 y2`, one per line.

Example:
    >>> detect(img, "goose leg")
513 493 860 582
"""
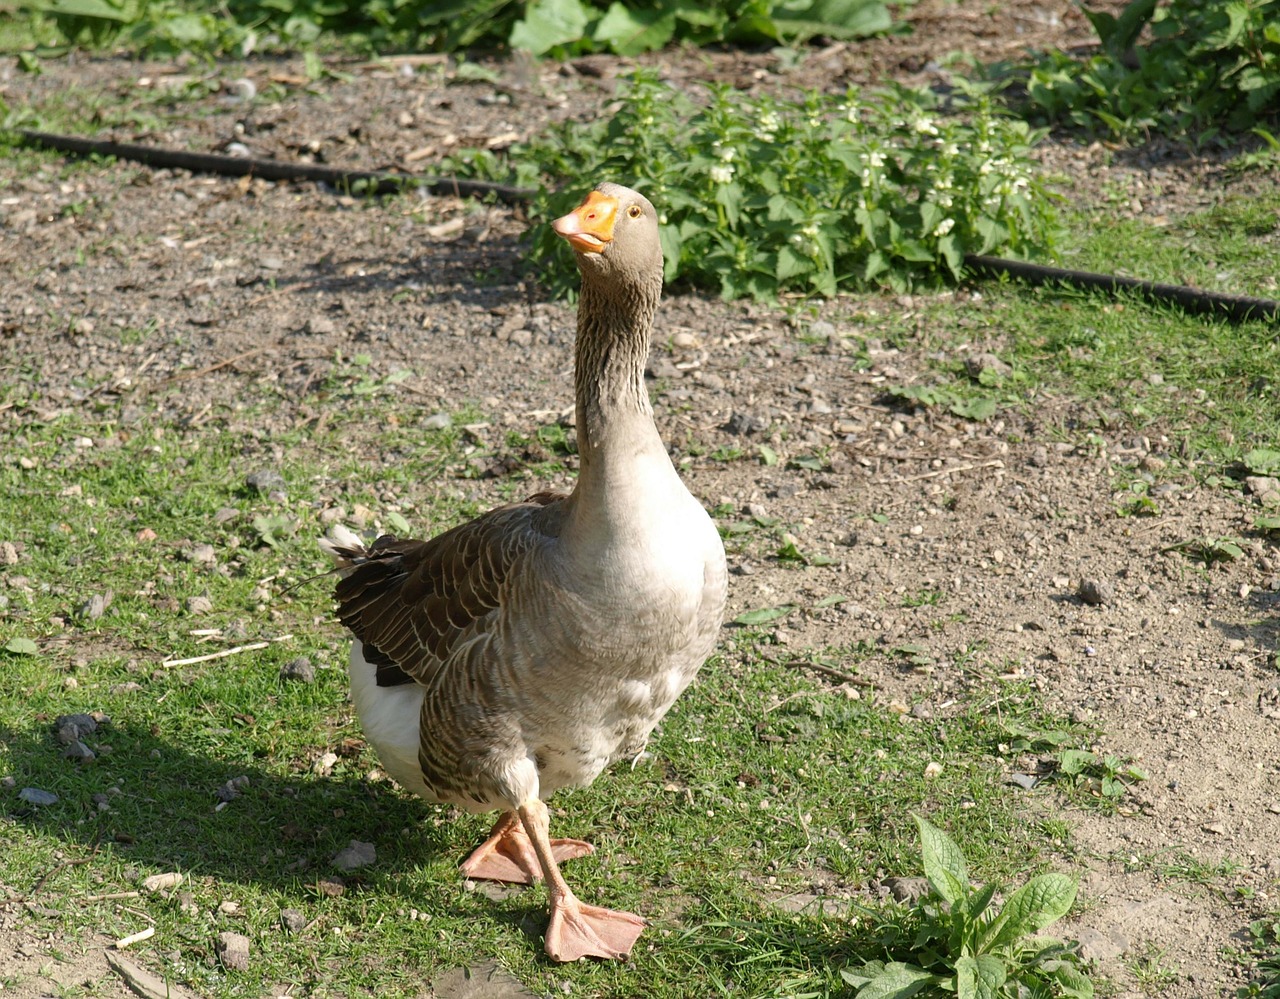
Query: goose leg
461 809 594 885
517 799 645 962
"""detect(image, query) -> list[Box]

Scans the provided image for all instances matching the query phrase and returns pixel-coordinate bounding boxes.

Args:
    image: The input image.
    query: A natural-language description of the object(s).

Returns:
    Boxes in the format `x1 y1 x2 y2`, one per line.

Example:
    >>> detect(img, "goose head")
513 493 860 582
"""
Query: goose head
551 183 663 288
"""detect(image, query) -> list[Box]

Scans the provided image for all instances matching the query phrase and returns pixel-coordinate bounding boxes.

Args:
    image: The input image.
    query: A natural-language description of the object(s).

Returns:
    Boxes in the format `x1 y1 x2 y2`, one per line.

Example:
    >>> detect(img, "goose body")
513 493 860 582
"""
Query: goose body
322 183 728 962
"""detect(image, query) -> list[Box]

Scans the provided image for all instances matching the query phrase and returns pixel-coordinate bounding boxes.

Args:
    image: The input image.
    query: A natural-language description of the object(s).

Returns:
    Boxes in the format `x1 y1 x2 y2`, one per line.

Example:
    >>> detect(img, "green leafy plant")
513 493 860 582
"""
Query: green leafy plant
15 0 900 57
1055 749 1147 801
1164 535 1246 565
1011 0 1280 138
843 815 1091 999
1241 912 1280 998
885 383 999 421
453 71 1057 300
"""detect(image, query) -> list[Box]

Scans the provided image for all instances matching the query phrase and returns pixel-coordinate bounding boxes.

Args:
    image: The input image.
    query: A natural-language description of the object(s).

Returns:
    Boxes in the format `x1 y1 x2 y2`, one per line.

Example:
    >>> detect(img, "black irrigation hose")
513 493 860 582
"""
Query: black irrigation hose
965 254 1279 324
17 129 537 205
19 128 1280 324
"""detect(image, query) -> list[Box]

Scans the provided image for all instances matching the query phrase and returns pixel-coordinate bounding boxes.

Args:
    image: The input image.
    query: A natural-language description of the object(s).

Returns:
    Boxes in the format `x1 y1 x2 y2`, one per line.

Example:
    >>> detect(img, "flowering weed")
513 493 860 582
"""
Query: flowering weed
450 72 1059 300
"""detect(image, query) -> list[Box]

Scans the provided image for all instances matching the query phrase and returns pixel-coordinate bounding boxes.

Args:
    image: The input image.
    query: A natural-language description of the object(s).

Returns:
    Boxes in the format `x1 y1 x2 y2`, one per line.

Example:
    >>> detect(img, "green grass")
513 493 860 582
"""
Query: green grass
836 190 1280 477
0 395 1079 996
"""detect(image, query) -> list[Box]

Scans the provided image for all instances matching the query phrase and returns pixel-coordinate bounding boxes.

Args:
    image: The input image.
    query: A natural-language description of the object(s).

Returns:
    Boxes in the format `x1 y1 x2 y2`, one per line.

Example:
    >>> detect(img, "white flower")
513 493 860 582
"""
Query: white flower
941 142 960 156
979 160 994 175
757 111 780 141
863 150 886 169
913 117 939 136
713 143 736 162
938 192 953 208
934 218 955 237
801 223 819 239
710 164 735 185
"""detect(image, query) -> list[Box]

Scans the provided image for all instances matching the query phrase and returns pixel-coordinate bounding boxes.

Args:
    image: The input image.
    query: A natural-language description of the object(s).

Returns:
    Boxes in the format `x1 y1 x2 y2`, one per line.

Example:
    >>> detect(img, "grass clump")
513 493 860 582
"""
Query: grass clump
452 71 1058 300
1009 0 1280 139
843 816 1091 999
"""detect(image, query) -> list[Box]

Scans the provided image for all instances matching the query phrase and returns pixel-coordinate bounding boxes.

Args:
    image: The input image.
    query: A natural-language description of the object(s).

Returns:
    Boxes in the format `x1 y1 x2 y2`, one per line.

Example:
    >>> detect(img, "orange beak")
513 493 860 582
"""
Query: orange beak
551 191 619 254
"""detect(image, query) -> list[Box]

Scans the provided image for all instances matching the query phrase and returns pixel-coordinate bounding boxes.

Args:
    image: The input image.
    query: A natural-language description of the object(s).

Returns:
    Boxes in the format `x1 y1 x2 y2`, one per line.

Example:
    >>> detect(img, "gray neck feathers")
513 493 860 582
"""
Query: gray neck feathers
573 268 662 452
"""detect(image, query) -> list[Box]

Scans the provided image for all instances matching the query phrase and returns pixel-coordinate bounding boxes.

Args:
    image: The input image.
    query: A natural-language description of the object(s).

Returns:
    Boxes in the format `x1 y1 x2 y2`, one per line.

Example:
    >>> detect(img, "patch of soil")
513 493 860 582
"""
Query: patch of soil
2 3 1278 995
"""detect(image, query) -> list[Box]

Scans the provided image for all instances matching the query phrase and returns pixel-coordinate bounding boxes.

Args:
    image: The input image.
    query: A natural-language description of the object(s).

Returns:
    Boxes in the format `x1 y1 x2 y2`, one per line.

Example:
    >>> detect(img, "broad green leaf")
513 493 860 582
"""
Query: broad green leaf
986 874 1077 948
48 0 132 21
733 605 794 626
777 541 805 562
1058 749 1094 775
777 244 813 280
1043 960 1095 999
385 511 412 535
758 444 779 466
772 0 892 42
788 454 824 471
955 955 1007 999
1243 448 1280 474
848 961 936 999
814 593 848 608
949 397 997 421
509 0 590 54
4 637 37 655
592 3 676 55
915 814 968 905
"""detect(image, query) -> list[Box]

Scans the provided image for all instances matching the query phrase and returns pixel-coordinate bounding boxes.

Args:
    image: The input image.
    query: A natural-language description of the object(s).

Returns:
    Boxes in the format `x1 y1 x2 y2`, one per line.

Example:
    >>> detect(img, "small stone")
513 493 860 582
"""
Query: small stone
807 320 836 339
725 410 769 436
315 876 345 897
923 760 943 778
1077 578 1115 606
186 595 214 616
225 142 252 158
77 590 114 621
245 469 286 495
0 541 19 565
332 839 376 871
215 930 251 971
1202 822 1226 835
279 656 315 683
218 901 240 914
1245 476 1280 496
19 787 58 806
213 507 239 525
63 740 96 763
423 412 452 431
305 316 336 335
215 775 250 802
882 876 930 903
646 357 681 380
72 317 95 335
510 329 534 347
964 352 1012 380
259 255 285 271
280 908 307 933
55 713 101 739
184 544 216 565
313 751 339 776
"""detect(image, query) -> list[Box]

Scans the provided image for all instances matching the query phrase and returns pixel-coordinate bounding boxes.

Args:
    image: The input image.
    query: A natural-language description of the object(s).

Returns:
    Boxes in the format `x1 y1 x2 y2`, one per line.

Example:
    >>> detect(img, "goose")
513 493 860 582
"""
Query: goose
320 182 728 962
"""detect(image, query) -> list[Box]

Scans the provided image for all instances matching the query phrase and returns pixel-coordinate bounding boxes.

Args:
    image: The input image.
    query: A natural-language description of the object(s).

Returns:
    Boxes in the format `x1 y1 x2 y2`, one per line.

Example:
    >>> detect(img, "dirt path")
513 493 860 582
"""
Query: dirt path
2 4 1278 995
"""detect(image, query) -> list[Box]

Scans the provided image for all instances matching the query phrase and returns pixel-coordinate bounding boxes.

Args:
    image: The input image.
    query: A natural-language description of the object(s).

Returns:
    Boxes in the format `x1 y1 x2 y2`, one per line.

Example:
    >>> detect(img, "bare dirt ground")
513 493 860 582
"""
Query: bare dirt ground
2 1 1279 995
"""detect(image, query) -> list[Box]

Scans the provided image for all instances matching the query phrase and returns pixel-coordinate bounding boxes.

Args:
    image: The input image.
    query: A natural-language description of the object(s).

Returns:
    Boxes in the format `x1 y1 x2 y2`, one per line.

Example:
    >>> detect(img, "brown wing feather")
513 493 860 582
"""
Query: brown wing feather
333 491 566 687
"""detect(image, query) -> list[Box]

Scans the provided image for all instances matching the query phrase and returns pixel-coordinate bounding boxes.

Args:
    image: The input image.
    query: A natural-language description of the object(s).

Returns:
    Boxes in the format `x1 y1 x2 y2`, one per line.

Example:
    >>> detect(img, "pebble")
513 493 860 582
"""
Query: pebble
422 412 452 430
332 839 376 871
1077 578 1115 606
186 595 214 616
63 740 96 762
245 469 286 495
216 931 251 971
305 316 336 335
725 410 768 435
280 908 307 933
964 352 1012 380
279 656 316 683
215 775 250 802
19 787 58 806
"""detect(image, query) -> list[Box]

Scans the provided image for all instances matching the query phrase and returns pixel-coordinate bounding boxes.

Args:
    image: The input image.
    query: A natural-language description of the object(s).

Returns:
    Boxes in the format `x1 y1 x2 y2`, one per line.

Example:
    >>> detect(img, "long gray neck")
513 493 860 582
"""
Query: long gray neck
573 272 662 459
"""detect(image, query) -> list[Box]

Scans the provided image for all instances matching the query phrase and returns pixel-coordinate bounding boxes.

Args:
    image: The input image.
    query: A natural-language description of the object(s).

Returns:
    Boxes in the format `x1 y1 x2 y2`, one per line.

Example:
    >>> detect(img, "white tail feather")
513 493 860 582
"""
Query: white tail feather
318 523 365 564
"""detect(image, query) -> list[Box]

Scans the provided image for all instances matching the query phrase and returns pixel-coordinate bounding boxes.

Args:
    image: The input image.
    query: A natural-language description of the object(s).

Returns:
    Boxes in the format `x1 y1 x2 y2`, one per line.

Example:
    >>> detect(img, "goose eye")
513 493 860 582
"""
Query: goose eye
627 205 642 219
